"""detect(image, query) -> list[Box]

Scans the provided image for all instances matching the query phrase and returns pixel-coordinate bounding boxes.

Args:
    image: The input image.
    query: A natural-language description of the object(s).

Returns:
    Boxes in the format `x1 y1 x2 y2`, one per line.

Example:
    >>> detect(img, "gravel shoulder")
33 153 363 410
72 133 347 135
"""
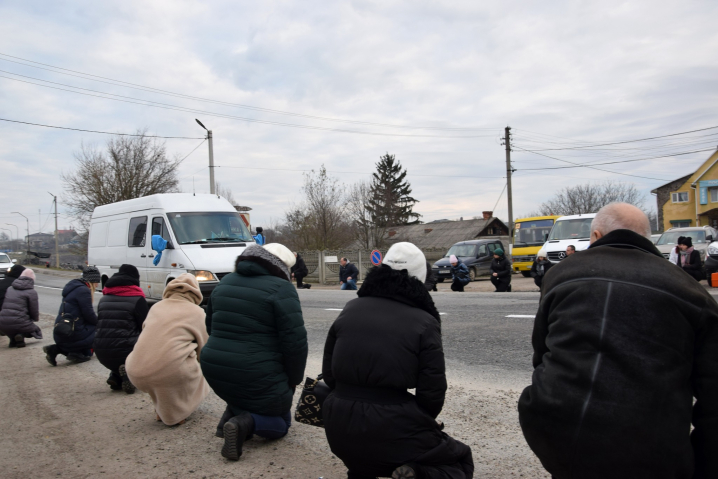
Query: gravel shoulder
0 315 548 479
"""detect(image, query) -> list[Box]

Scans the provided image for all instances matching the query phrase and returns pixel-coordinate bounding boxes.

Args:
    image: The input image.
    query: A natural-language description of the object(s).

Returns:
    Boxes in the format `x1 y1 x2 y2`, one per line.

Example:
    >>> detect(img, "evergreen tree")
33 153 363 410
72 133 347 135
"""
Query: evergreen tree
366 153 421 227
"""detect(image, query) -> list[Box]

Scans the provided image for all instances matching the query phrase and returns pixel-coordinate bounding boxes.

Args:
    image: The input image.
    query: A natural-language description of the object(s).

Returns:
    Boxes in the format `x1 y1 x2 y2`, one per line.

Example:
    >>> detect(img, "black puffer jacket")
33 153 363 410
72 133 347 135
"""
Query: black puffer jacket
323 265 473 478
93 272 149 372
339 262 358 282
291 254 309 277
53 279 98 352
518 229 718 479
0 264 25 310
489 256 512 281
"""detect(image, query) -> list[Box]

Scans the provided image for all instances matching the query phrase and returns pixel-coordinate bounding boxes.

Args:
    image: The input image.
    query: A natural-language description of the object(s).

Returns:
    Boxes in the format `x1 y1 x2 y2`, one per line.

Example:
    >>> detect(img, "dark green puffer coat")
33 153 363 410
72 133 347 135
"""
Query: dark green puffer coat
200 245 308 417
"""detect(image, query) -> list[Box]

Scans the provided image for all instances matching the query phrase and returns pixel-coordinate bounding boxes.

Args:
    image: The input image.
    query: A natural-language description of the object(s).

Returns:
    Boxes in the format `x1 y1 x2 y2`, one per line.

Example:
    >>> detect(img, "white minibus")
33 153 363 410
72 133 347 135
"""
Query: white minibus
543 213 597 263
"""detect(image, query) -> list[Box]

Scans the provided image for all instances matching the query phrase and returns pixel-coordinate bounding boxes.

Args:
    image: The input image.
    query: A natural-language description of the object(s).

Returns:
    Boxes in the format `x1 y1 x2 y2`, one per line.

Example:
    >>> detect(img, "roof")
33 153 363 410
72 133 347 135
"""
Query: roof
384 217 507 250
650 174 692 194
92 193 236 219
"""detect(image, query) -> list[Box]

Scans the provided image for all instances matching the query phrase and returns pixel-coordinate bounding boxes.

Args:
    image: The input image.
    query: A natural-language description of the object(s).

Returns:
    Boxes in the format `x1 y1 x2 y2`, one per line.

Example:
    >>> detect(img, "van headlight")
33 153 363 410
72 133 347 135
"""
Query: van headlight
188 270 218 282
708 245 718 256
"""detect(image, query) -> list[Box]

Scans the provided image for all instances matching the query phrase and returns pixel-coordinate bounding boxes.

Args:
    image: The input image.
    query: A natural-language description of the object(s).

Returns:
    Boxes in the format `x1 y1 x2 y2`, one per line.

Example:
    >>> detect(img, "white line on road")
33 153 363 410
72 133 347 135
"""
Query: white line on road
324 308 343 311
36 285 62 291
439 312 447 315
506 315 535 318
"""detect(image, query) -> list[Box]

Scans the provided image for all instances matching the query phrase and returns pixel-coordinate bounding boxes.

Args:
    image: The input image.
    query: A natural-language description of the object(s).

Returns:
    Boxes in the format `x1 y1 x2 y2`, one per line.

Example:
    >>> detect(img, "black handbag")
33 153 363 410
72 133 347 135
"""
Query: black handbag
295 374 331 427
54 302 79 338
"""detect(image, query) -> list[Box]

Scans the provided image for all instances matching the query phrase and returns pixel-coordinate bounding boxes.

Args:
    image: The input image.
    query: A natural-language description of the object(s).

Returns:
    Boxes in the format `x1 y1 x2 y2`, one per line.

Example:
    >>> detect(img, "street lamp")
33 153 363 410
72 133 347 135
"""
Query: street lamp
5 223 18 242
12 212 30 259
195 119 216 195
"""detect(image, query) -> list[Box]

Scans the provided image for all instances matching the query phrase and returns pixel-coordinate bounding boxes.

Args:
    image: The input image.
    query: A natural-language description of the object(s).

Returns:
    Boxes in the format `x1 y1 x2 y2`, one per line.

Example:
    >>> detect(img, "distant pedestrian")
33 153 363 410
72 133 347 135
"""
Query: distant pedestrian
125 274 210 426
93 265 149 393
339 257 358 290
530 249 553 290
322 242 474 479
200 243 307 461
566 245 576 256
449 254 470 292
668 236 684 265
518 203 718 479
424 261 438 292
291 252 311 289
43 266 101 366
489 248 512 292
0 268 41 348
253 226 265 245
677 236 702 281
0 264 25 310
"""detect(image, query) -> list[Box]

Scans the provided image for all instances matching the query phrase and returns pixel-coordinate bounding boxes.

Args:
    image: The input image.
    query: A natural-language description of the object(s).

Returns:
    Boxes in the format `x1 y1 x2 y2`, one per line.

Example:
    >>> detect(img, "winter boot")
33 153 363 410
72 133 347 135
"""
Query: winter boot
304 283 311 289
507 284 512 292
13 334 26 348
67 352 91 363
43 344 58 366
119 365 136 394
107 371 122 390
216 405 234 438
221 412 254 461
8 336 16 347
392 464 419 479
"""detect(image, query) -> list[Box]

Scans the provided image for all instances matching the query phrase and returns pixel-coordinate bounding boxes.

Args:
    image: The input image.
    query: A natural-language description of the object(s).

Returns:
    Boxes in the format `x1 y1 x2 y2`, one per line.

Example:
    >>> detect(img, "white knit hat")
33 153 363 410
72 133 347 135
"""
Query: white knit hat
262 243 296 269
536 248 547 258
383 242 427 283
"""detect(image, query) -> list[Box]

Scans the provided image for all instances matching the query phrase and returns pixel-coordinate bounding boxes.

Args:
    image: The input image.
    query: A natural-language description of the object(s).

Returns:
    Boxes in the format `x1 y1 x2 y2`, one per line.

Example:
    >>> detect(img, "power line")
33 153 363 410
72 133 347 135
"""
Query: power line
0 118 204 139
212 165 504 179
518 147 715 169
0 52 494 132
0 73 495 139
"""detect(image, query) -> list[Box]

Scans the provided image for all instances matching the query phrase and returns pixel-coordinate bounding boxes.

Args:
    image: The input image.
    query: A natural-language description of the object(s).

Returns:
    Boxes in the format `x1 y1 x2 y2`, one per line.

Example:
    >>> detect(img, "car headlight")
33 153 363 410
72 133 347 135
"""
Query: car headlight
188 270 218 282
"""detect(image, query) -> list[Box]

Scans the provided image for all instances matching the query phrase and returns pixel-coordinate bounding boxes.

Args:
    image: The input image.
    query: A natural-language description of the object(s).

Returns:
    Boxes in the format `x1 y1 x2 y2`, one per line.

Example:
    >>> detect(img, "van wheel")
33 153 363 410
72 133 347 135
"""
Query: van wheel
469 268 476 282
521 271 532 278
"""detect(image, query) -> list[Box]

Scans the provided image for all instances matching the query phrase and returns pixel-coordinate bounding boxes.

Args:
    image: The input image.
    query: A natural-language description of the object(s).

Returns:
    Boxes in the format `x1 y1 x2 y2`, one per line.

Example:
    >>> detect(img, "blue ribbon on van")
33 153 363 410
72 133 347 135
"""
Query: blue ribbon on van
151 235 168 266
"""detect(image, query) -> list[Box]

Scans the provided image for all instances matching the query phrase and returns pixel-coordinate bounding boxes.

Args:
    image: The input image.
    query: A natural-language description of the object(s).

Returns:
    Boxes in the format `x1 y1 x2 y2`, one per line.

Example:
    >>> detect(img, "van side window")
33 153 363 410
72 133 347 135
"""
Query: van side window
478 244 487 256
152 217 169 241
128 216 148 247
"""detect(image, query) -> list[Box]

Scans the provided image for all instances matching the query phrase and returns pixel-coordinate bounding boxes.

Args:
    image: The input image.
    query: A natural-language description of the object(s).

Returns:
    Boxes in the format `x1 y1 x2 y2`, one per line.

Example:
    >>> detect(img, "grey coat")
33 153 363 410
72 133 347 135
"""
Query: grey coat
0 276 41 339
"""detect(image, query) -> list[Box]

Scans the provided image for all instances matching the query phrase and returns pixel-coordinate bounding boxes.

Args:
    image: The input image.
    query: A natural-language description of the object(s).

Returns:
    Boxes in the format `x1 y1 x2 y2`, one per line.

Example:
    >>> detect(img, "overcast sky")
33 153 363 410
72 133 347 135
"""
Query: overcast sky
1 0 717 236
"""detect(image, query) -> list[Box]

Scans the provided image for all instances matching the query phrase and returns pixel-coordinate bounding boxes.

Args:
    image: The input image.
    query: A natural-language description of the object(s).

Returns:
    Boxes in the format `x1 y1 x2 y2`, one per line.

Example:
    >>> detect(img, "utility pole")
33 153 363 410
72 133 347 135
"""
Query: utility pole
195 119 215 194
504 126 514 236
49 192 59 268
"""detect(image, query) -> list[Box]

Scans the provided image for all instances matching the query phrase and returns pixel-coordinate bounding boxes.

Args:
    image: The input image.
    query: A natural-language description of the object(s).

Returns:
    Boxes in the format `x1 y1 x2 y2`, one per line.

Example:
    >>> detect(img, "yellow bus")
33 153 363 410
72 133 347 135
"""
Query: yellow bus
512 215 562 276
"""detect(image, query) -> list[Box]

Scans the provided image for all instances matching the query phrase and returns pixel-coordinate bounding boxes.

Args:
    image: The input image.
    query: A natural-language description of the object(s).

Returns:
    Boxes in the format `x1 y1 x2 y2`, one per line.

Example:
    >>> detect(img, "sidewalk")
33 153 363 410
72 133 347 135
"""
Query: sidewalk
304 275 542 293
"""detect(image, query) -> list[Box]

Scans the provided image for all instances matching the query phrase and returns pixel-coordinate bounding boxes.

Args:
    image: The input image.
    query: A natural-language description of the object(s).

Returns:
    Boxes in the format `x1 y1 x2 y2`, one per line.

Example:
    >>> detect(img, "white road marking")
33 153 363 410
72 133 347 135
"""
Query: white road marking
324 308 343 311
439 312 447 315
36 285 62 291
506 315 535 318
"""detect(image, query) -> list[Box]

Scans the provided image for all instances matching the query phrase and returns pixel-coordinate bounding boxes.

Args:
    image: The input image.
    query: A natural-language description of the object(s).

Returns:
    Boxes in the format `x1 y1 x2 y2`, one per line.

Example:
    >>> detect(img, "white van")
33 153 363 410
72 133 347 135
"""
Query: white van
88 194 254 301
543 213 597 263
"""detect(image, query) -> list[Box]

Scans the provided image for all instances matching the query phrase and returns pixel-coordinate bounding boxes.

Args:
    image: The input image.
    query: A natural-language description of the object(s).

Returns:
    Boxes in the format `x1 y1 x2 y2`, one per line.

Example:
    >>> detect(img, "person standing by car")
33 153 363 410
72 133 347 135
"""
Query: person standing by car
490 248 512 292
677 236 703 281
339 257 359 291
669 236 685 265
43 266 101 365
252 226 265 245
0 268 41 348
450 254 470 292
566 245 576 256
291 252 310 289
530 249 553 290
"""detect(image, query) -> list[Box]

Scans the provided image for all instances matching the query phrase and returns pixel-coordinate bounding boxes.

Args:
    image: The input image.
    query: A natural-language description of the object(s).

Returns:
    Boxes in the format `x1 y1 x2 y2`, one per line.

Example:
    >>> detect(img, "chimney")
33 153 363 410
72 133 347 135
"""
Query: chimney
424 228 433 234
388 230 397 237
482 211 493 220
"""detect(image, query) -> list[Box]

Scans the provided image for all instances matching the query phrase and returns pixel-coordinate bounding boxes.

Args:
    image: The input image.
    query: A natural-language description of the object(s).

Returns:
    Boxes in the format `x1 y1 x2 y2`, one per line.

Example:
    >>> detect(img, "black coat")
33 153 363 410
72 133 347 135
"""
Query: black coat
93 273 149 372
323 266 472 478
0 264 25 310
529 259 553 278
291 254 309 277
339 262 358 283
677 249 702 273
490 256 512 282
53 279 98 352
518 229 718 479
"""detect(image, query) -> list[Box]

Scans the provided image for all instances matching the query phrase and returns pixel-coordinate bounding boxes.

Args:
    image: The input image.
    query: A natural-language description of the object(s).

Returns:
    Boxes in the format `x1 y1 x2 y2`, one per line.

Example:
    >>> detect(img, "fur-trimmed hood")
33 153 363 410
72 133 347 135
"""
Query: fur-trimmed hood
235 244 291 281
358 265 440 322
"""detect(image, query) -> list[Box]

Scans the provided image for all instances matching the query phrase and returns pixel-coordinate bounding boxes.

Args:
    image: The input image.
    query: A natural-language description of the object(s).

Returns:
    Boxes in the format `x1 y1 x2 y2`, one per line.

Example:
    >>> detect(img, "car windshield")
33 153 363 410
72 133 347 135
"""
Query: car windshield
0 254 10 263
445 244 476 257
656 231 707 245
549 218 594 240
167 212 253 244
515 219 554 246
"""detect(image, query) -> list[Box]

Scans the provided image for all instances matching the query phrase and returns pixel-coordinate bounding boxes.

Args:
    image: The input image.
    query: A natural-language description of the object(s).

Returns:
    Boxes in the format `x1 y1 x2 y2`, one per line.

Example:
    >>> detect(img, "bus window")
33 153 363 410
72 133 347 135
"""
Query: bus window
515 219 555 246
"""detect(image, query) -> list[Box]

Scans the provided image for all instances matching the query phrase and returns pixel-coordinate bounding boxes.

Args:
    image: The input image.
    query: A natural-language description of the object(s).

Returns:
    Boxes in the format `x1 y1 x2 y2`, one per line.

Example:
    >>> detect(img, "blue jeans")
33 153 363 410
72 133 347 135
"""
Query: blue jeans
341 279 357 290
227 406 292 439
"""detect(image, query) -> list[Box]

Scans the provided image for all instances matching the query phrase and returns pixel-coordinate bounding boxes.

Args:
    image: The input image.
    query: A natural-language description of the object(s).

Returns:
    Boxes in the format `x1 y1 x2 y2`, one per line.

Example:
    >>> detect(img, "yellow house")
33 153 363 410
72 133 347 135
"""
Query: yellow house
652 149 718 231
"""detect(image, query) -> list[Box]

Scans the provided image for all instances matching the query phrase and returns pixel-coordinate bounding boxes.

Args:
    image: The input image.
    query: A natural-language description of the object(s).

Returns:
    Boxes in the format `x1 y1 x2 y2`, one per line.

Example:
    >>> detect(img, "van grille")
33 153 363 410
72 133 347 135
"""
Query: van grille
548 251 566 262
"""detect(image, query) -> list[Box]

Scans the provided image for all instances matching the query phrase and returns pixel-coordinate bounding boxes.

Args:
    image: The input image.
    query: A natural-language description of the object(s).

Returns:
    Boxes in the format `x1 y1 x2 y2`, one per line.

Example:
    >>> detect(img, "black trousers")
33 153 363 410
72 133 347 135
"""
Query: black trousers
533 276 543 289
491 276 511 292
451 278 467 292
295 274 305 288
684 269 703 282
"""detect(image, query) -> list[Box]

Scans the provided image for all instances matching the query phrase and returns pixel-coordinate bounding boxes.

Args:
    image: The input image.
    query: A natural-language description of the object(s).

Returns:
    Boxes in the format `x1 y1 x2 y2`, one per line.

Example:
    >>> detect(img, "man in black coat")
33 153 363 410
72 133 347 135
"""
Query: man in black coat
323 242 473 479
489 248 512 292
290 252 310 289
339 257 359 290
518 203 718 479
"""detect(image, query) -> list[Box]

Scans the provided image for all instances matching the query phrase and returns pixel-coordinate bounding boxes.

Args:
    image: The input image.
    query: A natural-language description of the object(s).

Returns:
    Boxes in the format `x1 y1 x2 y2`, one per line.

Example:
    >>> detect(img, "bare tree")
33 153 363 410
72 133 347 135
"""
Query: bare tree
62 130 182 225
347 180 385 249
532 181 646 216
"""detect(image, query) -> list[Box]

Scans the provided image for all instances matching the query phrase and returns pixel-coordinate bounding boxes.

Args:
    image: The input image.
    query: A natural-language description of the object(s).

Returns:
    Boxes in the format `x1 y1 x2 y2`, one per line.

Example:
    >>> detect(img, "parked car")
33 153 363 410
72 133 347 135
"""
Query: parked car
654 226 717 264
650 234 662 244
0 253 17 277
705 240 718 286
432 239 504 282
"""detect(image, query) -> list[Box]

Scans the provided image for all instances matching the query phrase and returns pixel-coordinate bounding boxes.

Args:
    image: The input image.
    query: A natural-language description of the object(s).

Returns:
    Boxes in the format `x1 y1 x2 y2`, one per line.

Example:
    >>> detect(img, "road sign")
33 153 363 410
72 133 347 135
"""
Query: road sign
370 249 382 266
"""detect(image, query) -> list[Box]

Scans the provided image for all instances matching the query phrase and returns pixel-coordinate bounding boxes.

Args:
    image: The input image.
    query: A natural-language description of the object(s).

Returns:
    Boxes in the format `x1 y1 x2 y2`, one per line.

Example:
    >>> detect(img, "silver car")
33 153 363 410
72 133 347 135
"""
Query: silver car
654 226 718 262
0 253 17 277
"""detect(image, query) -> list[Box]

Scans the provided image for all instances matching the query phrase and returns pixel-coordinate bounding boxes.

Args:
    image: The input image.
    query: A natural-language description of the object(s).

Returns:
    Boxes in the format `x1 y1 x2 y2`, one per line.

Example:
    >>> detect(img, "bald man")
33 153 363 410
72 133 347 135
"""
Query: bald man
518 203 718 479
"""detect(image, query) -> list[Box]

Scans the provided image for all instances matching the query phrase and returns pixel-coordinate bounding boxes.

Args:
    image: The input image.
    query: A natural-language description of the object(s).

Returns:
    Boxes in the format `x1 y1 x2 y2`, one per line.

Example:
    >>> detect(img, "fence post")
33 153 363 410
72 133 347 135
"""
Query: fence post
357 250 363 281
319 250 325 285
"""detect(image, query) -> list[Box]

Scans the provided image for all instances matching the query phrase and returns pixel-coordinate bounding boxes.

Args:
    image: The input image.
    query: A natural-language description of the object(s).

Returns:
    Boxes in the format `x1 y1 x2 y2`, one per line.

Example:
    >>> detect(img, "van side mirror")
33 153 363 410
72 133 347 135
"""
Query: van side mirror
11 259 17 264
544 234 549 241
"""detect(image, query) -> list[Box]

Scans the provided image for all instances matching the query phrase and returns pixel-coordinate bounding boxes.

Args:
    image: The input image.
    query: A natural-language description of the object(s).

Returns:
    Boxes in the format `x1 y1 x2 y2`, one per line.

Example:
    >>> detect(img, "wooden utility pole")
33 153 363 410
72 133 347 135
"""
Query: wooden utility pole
504 126 514 234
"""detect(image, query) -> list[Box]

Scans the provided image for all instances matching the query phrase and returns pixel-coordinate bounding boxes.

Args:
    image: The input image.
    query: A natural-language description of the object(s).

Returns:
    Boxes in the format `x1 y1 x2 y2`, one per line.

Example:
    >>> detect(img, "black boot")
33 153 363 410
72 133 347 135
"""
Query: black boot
107 371 122 390
14 334 26 348
119 365 136 394
8 337 16 347
216 405 234 438
221 412 254 461
67 352 91 363
43 344 59 366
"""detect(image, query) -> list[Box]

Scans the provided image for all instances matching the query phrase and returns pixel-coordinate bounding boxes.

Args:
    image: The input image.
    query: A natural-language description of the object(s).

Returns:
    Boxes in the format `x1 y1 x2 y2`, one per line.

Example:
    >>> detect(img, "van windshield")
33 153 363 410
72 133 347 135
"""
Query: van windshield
445 244 477 257
549 218 594 241
167 212 253 244
514 219 554 246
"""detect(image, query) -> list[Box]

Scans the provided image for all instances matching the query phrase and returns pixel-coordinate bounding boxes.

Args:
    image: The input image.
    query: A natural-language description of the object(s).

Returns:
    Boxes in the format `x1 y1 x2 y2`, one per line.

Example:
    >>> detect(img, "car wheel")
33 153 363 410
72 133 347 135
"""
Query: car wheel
469 268 476 282
437 278 444 283
521 271 532 278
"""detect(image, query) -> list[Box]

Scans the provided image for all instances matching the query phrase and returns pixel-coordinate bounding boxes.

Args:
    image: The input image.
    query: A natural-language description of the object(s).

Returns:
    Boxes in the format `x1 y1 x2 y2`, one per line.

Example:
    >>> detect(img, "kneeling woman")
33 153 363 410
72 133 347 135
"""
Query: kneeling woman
125 274 210 426
0 269 41 347
323 242 474 479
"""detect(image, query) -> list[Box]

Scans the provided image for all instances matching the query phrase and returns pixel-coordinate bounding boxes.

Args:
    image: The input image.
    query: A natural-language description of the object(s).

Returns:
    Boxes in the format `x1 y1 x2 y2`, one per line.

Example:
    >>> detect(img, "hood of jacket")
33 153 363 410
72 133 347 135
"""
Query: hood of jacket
163 273 202 305
62 278 89 298
11 276 34 291
235 244 290 281
358 264 440 322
